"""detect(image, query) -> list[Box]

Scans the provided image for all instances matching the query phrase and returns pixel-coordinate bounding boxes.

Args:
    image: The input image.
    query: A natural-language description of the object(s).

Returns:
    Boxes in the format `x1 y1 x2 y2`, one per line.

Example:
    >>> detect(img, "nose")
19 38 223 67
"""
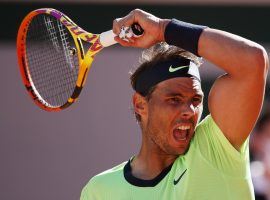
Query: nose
180 102 195 119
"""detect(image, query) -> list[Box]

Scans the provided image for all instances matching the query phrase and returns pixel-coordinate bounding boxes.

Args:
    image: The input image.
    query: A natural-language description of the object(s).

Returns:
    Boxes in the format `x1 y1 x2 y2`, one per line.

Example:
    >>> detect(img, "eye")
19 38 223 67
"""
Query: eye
168 97 181 104
192 97 202 106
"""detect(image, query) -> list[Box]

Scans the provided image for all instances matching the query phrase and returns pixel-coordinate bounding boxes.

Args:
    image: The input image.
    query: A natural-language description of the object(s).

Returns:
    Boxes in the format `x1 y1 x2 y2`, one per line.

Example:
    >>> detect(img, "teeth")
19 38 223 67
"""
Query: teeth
177 125 190 130
179 137 186 141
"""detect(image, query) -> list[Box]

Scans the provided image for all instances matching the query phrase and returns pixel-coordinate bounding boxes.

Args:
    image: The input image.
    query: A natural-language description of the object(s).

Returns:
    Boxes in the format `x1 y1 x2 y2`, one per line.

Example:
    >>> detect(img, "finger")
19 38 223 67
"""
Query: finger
129 37 135 43
119 10 136 27
113 13 135 36
113 18 122 35
113 9 138 34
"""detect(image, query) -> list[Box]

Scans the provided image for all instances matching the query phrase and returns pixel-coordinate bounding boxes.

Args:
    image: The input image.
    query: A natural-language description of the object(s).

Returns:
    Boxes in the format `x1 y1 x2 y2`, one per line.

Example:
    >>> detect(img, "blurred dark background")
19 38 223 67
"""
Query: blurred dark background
0 1 270 200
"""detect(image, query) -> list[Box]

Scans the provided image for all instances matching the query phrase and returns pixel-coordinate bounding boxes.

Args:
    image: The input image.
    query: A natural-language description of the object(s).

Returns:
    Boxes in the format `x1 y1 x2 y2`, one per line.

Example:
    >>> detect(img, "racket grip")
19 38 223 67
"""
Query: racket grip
99 30 117 47
99 24 144 47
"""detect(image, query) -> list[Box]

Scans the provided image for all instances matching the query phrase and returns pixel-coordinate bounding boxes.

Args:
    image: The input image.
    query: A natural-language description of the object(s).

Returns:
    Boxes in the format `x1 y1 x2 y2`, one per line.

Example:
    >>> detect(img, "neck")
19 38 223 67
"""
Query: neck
131 138 177 180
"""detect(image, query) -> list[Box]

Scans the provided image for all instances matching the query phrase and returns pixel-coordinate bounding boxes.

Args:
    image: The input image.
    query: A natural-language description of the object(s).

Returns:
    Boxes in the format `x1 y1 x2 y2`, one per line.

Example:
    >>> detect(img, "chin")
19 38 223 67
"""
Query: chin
176 143 191 156
177 149 187 156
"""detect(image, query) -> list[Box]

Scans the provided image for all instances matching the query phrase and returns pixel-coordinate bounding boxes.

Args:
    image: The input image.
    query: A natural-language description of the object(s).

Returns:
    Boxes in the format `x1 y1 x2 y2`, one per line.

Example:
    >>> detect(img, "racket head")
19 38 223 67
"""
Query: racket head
17 8 103 111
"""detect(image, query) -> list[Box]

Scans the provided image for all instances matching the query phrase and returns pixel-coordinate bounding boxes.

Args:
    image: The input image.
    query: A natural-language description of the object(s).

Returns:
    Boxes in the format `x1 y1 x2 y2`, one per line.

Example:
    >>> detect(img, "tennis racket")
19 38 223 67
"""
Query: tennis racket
17 8 143 111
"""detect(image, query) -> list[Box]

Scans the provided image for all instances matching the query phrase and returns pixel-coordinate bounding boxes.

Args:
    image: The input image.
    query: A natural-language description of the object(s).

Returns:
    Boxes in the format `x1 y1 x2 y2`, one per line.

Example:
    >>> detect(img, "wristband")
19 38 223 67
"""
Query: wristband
164 19 207 56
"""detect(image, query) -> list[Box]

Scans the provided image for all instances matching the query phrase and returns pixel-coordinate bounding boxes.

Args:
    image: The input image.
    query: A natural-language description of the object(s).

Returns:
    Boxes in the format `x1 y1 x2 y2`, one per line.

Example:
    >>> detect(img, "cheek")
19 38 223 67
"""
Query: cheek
148 102 176 129
195 105 203 123
147 104 173 137
148 108 167 130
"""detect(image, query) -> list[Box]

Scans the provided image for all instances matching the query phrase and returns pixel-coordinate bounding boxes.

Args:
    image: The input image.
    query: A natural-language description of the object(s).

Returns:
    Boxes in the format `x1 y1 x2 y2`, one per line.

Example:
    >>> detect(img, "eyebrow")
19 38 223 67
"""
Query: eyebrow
165 92 204 98
165 92 184 97
194 93 204 98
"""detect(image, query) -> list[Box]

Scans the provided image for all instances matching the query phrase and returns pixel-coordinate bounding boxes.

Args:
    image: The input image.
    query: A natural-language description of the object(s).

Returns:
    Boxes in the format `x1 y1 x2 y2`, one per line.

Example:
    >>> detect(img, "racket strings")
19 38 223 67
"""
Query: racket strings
27 16 71 105
44 16 78 104
26 14 79 107
57 20 76 70
44 16 61 53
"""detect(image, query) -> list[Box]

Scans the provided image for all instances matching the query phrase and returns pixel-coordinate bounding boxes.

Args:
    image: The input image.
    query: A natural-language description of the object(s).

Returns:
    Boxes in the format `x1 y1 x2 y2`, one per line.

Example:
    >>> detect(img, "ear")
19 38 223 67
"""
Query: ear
133 92 148 119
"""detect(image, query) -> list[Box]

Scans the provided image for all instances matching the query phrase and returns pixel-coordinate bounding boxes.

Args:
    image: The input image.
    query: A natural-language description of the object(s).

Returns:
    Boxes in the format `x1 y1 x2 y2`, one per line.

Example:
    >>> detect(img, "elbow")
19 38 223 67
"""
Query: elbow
251 45 269 79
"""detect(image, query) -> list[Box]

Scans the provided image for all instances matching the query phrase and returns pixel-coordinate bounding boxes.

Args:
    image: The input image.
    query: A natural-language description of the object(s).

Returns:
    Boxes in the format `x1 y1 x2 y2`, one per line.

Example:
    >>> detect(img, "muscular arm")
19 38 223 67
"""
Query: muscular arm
198 28 268 150
113 9 269 150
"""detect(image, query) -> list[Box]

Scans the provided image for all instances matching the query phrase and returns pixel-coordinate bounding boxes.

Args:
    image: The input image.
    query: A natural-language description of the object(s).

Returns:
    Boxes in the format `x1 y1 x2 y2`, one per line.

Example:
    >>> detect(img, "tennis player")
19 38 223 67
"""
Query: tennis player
80 9 269 200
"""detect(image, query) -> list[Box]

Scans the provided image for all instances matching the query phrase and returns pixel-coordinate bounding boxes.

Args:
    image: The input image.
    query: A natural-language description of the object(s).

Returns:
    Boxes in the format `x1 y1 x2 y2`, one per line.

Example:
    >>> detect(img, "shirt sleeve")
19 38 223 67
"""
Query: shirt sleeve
194 115 250 176
80 179 98 200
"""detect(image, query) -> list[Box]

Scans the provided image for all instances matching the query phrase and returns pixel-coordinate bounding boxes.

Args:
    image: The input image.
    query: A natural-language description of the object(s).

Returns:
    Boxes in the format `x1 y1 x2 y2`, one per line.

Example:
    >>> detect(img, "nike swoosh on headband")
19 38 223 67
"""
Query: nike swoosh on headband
169 65 189 73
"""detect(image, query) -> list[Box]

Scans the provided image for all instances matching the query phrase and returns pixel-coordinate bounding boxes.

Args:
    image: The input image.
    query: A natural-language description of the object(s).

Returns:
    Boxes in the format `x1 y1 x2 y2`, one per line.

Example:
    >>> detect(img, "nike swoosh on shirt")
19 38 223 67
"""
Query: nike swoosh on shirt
169 65 189 73
173 169 187 185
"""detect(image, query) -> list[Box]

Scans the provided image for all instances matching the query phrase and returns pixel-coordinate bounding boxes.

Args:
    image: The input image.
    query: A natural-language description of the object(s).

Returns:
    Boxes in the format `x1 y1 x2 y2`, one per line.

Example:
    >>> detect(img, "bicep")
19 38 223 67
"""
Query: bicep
208 73 265 150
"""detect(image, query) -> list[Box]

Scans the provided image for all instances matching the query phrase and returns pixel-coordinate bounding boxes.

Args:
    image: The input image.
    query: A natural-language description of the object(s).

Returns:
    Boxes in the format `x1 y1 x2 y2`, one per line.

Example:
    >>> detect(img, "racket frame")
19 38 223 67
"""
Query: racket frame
17 8 105 111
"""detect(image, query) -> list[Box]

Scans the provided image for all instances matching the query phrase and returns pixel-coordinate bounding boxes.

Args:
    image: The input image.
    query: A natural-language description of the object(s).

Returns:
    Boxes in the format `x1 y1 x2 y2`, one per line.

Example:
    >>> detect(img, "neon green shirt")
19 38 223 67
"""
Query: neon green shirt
80 115 254 200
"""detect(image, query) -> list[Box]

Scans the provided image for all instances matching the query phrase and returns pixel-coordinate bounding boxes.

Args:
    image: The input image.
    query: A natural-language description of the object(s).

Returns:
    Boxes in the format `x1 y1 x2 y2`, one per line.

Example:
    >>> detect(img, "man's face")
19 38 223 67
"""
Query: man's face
142 77 203 156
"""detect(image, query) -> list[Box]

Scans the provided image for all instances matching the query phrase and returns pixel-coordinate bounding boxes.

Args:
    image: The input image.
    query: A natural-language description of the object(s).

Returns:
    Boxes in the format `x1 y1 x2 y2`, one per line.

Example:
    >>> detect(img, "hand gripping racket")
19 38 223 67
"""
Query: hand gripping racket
17 8 143 111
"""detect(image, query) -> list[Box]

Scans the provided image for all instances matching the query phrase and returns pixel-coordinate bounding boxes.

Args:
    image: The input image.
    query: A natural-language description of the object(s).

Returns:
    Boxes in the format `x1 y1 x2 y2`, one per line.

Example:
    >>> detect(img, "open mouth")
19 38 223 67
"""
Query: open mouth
173 125 191 141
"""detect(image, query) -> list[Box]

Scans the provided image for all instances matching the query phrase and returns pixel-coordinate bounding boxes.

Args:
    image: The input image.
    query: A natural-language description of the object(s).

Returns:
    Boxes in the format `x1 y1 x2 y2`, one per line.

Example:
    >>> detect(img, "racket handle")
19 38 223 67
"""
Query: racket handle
100 23 144 47
99 30 117 47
